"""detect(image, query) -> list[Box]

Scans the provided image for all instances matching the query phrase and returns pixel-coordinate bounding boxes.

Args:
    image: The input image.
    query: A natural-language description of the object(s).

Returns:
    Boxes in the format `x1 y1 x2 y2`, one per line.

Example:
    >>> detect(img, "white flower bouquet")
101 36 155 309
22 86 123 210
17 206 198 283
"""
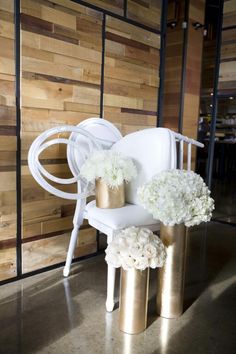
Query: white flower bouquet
137 169 215 227
105 227 166 270
80 150 137 188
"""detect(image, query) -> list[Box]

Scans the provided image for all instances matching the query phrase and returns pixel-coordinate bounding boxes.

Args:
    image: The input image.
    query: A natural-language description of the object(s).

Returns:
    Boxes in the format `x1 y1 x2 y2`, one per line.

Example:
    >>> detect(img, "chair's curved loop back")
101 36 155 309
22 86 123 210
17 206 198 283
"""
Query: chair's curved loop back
67 118 122 178
28 119 122 201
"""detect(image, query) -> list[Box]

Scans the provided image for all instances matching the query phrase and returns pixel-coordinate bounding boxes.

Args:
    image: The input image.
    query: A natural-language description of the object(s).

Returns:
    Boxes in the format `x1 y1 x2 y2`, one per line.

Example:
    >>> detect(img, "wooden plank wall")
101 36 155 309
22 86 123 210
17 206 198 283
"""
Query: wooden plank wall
20 0 101 273
85 0 124 15
85 0 162 30
104 16 160 134
127 0 162 29
0 0 17 281
0 0 163 280
219 0 236 94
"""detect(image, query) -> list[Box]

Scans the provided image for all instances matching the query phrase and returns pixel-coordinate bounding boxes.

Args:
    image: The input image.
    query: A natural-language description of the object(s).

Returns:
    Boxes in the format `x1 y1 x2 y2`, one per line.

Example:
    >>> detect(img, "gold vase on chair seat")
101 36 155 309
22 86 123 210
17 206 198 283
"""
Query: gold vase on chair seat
119 268 149 334
157 223 187 318
95 178 125 208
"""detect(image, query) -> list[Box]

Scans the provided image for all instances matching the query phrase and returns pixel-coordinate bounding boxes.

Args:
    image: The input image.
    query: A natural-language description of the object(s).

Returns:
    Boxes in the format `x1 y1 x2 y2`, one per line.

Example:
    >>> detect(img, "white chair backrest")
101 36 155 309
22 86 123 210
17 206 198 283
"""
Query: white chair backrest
67 118 122 178
112 128 176 204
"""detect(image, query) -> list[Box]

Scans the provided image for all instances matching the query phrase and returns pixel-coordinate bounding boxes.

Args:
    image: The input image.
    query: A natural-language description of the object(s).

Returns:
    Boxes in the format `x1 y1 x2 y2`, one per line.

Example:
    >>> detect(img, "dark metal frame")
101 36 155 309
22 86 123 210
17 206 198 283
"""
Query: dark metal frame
1 0 167 286
70 0 161 34
99 13 106 119
0 250 105 286
178 0 190 134
124 0 127 18
15 0 22 277
206 0 224 188
157 0 168 127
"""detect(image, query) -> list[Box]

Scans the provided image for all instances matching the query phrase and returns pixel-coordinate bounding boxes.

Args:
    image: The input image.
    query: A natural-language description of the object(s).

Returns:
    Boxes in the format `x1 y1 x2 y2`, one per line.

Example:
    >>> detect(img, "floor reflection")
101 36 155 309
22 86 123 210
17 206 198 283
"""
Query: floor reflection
0 222 235 354
159 318 171 354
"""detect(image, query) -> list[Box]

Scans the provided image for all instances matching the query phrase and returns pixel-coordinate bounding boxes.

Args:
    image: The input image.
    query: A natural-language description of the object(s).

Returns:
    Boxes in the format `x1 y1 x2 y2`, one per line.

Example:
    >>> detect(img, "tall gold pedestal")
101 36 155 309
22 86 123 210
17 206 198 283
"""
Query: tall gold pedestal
119 268 149 334
157 223 187 318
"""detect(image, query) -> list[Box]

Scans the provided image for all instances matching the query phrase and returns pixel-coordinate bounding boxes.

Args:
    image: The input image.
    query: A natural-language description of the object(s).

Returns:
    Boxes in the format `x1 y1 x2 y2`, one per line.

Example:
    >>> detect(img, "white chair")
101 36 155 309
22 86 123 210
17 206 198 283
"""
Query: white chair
28 118 203 312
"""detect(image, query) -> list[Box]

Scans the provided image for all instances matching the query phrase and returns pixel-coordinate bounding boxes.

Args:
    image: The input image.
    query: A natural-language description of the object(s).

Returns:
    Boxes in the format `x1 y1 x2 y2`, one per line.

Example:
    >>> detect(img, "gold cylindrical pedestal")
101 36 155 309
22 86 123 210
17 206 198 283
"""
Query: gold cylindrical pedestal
95 178 125 208
157 223 187 318
119 268 149 334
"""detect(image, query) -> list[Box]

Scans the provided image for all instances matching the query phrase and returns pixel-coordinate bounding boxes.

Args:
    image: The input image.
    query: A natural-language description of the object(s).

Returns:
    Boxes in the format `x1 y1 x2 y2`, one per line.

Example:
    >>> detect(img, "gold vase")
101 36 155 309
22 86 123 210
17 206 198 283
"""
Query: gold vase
119 268 149 334
157 223 187 318
95 178 125 208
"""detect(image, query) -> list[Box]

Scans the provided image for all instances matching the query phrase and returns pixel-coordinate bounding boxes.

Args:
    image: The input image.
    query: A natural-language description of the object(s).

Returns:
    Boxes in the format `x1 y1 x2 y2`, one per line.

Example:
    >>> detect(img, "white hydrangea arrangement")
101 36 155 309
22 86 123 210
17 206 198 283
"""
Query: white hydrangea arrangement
137 169 215 227
105 227 166 271
80 150 137 188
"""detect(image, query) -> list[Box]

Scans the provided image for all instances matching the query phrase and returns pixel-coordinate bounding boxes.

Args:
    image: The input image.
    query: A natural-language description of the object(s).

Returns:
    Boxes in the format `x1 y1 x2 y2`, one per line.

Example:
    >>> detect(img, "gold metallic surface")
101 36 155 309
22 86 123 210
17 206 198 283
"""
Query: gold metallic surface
119 268 149 334
95 178 125 208
157 223 187 319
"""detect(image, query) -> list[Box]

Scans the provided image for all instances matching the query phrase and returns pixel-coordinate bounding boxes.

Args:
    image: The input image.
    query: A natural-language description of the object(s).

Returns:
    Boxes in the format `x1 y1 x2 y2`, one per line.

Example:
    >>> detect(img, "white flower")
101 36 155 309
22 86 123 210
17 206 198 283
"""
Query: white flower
121 255 136 270
105 227 166 270
129 244 143 258
143 243 157 258
137 169 215 227
105 253 121 268
134 257 149 270
80 150 137 188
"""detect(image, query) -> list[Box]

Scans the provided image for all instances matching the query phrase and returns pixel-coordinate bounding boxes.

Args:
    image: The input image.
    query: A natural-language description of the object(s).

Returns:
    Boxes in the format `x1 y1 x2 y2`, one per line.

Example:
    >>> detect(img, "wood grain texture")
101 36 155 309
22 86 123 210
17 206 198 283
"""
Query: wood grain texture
84 0 124 15
20 0 102 273
22 228 97 273
104 16 160 134
127 0 162 30
0 0 17 281
219 3 236 94
223 0 236 28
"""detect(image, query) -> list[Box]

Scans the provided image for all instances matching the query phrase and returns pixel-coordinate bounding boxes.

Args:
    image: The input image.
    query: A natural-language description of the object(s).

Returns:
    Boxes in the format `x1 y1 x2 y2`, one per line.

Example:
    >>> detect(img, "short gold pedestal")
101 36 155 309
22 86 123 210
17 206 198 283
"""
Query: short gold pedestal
119 268 149 334
95 178 125 208
157 223 187 318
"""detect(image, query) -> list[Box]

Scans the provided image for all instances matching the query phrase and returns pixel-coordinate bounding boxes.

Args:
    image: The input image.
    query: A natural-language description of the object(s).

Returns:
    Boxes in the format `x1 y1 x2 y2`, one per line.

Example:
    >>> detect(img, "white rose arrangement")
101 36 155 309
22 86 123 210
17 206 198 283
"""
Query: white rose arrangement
137 169 215 227
80 150 137 188
105 227 166 271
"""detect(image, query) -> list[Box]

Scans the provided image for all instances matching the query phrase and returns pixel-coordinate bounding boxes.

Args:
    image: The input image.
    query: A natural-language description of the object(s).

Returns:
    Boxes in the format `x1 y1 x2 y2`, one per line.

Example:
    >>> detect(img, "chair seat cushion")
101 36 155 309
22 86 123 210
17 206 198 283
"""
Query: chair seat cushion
85 200 158 231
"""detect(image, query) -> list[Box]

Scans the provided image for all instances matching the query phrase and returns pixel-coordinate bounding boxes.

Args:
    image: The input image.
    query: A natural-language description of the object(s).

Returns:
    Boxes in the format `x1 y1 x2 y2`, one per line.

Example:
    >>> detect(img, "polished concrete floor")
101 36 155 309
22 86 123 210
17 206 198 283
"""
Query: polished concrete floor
0 222 235 354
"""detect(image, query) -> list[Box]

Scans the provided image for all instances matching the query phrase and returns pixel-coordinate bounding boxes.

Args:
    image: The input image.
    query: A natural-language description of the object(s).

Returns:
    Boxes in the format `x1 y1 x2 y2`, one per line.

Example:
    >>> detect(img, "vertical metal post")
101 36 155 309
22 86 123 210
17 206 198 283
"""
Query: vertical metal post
178 0 189 134
157 0 168 127
15 0 22 276
100 13 106 119
206 0 224 188
124 0 127 17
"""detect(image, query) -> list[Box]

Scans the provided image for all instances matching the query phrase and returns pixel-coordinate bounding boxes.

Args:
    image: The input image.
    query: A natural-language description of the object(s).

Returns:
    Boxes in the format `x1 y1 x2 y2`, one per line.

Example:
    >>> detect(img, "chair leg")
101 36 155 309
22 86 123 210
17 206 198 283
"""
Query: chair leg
63 225 79 277
106 264 116 312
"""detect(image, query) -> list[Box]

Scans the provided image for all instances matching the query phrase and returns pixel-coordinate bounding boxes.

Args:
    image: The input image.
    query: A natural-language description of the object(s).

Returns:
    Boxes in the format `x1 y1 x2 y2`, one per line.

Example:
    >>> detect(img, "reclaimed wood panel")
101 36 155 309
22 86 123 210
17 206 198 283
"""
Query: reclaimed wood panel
219 2 236 95
22 228 97 273
223 0 236 28
0 0 17 281
104 16 160 134
85 0 124 15
20 0 102 273
127 0 162 30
